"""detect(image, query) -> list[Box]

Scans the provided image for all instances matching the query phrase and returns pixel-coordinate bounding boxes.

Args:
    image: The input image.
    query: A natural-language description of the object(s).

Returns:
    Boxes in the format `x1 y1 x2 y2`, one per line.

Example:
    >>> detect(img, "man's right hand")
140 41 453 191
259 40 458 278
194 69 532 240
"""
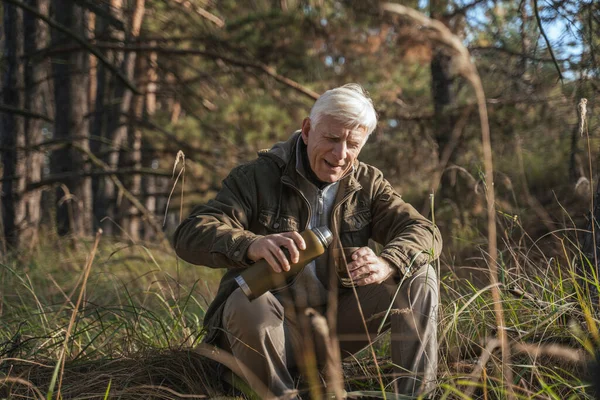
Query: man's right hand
246 232 306 273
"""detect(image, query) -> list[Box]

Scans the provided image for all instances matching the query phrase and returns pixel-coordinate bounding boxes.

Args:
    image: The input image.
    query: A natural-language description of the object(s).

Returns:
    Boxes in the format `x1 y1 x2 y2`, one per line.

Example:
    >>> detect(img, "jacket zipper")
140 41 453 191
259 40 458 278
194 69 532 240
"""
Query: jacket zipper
274 176 313 291
330 188 360 234
317 189 324 224
276 177 361 291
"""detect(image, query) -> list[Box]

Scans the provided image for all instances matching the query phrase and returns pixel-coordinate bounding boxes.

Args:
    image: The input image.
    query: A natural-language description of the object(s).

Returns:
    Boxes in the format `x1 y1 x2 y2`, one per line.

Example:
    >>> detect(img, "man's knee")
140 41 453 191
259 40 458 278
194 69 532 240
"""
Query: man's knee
223 288 284 333
403 264 438 304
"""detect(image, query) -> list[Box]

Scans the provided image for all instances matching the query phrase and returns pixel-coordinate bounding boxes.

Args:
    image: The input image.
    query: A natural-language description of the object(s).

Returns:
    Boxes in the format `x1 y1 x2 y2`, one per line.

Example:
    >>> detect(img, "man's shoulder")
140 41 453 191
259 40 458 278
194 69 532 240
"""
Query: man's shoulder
354 160 385 183
228 154 283 180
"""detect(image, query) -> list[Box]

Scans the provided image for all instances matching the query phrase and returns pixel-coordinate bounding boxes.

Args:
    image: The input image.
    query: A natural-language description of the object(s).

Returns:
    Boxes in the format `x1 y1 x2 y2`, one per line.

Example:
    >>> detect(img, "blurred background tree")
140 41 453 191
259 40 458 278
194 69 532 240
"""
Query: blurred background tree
0 0 598 271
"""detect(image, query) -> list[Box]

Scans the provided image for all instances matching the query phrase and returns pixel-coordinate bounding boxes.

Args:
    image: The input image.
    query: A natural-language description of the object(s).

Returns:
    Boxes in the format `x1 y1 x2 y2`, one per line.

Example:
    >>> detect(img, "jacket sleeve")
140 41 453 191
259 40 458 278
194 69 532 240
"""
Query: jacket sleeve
370 173 442 278
172 163 261 269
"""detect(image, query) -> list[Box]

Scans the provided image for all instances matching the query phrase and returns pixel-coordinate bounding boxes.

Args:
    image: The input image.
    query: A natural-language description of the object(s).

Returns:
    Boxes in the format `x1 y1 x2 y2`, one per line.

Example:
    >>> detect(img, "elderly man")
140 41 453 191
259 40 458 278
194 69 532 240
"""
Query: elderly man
173 84 442 398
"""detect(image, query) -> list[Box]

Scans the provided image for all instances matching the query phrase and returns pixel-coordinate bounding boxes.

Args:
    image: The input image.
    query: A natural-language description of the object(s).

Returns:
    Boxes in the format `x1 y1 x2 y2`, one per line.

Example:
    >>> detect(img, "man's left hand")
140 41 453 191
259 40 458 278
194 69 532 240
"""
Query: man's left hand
347 247 397 286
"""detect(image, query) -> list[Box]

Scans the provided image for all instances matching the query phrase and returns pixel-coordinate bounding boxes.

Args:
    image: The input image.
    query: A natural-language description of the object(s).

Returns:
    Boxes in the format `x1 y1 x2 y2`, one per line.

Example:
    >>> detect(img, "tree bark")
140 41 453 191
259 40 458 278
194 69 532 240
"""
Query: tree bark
143 45 158 241
91 1 110 233
102 0 145 237
51 0 92 236
121 54 146 241
22 0 50 248
1 4 26 249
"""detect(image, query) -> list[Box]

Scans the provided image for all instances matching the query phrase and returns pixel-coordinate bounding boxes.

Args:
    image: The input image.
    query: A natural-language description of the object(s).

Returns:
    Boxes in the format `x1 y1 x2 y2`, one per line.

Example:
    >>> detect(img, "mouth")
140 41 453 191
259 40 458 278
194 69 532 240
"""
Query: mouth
324 160 344 169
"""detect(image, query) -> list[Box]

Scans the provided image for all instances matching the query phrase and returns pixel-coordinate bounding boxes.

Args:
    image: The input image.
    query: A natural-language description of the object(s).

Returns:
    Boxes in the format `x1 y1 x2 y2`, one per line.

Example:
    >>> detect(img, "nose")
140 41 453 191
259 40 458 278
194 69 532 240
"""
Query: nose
332 141 347 160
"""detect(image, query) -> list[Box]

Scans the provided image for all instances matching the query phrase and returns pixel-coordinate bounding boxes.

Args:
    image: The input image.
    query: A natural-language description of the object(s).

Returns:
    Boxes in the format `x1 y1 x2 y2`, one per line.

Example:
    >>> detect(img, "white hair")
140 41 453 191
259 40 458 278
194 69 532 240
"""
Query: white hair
309 83 378 135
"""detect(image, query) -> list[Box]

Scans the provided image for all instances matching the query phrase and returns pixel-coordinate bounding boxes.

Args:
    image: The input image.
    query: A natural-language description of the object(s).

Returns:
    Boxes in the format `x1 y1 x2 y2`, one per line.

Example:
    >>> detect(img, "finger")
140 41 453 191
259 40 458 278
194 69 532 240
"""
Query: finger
351 246 372 260
347 259 370 272
350 265 373 280
273 246 291 271
354 271 376 286
347 261 361 272
265 252 282 273
347 255 374 271
354 253 377 265
288 231 306 251
281 237 300 264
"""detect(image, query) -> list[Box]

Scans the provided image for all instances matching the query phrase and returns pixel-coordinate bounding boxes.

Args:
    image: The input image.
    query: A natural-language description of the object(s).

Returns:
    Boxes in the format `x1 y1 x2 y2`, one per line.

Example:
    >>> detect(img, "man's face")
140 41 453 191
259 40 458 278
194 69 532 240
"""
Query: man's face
301 115 369 183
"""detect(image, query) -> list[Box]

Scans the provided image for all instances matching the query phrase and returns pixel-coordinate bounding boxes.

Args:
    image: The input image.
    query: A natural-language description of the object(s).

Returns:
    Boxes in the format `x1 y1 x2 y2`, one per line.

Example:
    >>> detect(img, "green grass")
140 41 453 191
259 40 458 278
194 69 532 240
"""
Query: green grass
0 226 598 399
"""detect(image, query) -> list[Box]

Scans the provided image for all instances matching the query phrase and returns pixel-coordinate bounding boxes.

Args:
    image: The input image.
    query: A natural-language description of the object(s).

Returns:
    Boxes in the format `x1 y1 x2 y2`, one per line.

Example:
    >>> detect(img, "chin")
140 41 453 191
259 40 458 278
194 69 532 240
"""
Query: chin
324 175 340 183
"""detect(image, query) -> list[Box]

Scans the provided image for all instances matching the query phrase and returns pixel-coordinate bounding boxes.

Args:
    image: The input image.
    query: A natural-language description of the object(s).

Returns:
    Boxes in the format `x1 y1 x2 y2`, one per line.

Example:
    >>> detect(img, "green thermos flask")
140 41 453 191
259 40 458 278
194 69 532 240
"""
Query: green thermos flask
235 226 333 301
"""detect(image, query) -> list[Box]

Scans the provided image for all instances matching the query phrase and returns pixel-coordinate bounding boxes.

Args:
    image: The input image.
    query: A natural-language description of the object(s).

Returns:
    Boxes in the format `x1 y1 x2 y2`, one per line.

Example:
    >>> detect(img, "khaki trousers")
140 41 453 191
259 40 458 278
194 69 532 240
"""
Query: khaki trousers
219 264 438 398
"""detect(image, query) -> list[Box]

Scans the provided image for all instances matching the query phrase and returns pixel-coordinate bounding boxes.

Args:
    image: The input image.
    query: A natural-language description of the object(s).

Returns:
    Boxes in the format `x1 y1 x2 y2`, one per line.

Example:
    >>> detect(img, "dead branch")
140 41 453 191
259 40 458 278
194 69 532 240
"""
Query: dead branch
42 43 320 100
0 103 53 122
2 168 172 190
532 0 563 82
170 0 224 28
1 0 140 94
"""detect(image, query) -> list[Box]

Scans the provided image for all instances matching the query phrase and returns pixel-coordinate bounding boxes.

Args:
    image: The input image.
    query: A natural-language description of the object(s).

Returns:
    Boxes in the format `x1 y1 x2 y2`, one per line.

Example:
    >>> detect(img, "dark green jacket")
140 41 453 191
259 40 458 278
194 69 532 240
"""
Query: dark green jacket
173 132 442 343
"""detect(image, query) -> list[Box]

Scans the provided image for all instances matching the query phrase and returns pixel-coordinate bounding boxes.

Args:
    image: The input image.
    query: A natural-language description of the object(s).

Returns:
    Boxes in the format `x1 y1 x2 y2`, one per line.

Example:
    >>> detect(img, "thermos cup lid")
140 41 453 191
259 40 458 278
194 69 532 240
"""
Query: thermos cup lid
312 226 333 248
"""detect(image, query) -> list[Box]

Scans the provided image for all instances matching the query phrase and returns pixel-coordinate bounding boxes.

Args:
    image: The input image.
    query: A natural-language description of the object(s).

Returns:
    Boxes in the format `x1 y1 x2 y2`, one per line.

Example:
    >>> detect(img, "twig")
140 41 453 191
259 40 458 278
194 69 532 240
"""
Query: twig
0 103 53 122
511 342 588 364
170 0 224 28
464 337 500 398
365 308 410 324
1 168 173 190
532 0 563 82
0 376 44 400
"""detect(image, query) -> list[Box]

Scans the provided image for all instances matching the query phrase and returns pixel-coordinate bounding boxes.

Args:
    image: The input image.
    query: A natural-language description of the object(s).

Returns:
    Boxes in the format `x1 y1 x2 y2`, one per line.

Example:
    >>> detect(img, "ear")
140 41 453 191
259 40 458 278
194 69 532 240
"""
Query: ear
301 118 310 145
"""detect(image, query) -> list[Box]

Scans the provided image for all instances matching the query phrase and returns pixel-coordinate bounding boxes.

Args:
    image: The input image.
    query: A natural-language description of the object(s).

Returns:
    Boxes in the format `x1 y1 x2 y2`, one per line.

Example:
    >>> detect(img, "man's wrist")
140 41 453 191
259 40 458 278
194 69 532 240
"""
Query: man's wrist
379 255 402 282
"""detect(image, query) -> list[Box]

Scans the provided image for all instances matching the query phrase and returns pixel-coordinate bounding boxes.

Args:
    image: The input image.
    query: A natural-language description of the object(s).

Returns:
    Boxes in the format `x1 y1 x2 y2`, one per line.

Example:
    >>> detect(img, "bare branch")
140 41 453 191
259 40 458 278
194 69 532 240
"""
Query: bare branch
170 0 224 28
42 43 320 100
0 168 172 186
0 103 53 122
533 0 563 82
1 0 140 94
469 45 569 63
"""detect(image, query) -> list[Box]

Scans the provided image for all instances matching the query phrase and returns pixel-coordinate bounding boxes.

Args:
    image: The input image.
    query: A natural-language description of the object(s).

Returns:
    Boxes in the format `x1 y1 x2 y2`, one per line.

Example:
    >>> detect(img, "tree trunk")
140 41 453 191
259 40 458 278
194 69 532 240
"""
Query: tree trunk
51 0 92 237
143 46 158 242
103 0 145 237
121 55 146 241
426 0 458 216
91 2 110 233
1 4 26 249
22 0 50 248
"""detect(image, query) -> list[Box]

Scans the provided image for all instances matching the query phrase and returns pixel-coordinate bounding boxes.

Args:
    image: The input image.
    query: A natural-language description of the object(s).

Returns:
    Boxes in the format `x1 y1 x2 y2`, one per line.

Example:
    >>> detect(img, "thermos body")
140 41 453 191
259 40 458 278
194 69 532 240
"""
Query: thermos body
235 226 333 300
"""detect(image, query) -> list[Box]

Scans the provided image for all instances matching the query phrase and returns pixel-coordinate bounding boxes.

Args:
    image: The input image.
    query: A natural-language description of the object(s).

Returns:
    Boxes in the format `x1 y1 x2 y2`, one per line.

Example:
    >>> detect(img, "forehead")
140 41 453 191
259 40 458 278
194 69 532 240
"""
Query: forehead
313 115 367 139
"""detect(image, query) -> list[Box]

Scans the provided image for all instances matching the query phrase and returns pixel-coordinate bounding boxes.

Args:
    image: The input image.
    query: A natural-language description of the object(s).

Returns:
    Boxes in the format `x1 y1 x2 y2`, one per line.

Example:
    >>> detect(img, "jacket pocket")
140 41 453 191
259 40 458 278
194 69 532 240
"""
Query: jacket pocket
259 209 300 232
340 208 372 247
341 208 371 231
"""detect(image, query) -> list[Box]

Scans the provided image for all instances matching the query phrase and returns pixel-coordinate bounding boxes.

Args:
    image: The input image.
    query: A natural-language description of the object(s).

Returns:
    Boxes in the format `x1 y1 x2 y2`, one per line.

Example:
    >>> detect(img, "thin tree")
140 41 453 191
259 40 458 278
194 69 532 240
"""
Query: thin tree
51 0 92 236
